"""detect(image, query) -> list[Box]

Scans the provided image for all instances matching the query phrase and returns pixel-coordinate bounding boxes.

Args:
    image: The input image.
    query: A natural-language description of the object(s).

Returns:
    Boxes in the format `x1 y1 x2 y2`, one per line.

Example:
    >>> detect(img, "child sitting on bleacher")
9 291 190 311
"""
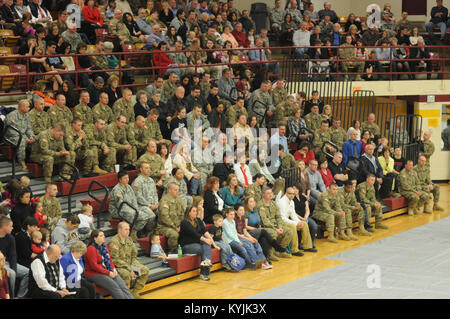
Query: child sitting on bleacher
208 214 234 272
32 200 48 229
150 234 170 267
20 176 32 195
77 204 94 243
31 230 45 255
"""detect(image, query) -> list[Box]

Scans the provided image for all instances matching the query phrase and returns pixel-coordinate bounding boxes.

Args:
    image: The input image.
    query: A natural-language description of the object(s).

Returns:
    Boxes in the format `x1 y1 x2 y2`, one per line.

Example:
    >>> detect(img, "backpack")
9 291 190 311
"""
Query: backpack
226 253 246 271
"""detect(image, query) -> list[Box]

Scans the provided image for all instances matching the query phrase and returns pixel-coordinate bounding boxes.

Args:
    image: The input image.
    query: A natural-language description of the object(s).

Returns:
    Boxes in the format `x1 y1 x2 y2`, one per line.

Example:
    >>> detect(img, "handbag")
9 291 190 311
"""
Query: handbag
226 253 246 271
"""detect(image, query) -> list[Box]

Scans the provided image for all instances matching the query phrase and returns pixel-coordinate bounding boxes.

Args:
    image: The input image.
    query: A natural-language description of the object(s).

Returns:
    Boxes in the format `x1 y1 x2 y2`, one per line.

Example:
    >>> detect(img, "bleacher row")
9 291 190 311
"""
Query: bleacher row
0 141 410 297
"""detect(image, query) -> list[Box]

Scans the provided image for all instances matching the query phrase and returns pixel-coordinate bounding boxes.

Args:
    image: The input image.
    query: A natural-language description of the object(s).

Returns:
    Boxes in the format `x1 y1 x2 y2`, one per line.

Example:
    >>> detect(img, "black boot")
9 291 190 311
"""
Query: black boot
270 238 286 253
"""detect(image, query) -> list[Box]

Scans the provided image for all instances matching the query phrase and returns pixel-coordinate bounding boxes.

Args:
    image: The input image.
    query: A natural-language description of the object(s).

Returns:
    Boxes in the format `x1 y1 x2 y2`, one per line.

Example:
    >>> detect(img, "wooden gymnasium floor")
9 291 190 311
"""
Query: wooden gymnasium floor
142 184 450 299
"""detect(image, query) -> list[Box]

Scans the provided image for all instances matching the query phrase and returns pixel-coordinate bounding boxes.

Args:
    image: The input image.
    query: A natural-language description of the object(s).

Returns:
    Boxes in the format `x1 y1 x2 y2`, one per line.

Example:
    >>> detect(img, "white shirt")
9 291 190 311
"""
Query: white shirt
213 191 224 211
77 213 93 229
30 252 66 292
72 253 83 282
233 163 253 186
276 195 301 226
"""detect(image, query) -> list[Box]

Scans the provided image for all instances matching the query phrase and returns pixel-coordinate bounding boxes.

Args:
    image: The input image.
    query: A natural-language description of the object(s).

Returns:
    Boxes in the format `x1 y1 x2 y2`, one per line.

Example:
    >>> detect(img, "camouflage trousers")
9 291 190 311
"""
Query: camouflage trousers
313 211 346 232
73 149 95 174
157 226 179 253
90 146 117 172
428 184 440 203
112 206 156 232
400 191 429 209
8 135 28 162
30 152 75 178
116 146 137 166
344 208 365 229
264 224 293 249
362 204 383 222
116 261 149 291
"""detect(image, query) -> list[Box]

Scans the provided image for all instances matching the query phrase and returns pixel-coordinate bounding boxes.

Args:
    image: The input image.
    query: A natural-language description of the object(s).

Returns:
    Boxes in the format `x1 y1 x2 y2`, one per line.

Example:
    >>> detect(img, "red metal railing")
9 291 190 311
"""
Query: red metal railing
0 44 448 96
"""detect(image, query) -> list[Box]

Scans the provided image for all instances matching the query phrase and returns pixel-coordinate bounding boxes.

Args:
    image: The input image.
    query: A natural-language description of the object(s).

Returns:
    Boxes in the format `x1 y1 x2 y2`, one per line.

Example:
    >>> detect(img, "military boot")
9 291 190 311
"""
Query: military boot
424 198 434 214
338 229 350 241
20 161 29 172
375 219 389 229
433 203 444 211
346 228 358 240
92 165 108 175
275 251 292 258
358 224 372 236
327 230 338 243
408 207 415 216
416 205 424 215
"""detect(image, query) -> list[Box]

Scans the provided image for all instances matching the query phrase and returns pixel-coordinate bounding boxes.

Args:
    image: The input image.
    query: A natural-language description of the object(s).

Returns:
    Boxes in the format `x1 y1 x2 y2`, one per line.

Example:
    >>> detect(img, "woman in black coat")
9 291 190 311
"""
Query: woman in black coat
105 75 122 107
134 90 151 119
10 189 33 236
202 176 224 224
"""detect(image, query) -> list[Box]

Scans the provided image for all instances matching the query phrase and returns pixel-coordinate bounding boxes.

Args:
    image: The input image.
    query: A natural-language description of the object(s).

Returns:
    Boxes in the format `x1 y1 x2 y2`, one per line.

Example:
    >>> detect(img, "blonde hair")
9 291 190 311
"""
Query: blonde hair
323 104 332 115
20 176 30 187
225 173 239 195
80 205 93 214
70 241 87 254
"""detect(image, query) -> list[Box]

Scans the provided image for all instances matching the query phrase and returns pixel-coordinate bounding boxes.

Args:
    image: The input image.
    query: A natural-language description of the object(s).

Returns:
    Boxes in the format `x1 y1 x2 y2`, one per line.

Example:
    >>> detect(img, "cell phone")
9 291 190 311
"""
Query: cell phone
68 291 77 295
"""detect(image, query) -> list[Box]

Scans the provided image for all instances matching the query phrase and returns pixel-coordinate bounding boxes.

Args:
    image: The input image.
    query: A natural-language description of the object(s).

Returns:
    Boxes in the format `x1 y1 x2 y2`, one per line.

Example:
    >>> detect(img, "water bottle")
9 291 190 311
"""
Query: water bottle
177 244 182 258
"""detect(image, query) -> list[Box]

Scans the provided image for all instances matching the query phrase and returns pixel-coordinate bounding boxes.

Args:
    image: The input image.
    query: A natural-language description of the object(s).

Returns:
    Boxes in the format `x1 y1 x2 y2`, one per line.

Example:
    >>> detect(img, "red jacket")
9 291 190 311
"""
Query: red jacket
294 149 315 165
83 245 115 278
231 30 250 48
82 5 103 27
319 168 335 188
153 49 175 75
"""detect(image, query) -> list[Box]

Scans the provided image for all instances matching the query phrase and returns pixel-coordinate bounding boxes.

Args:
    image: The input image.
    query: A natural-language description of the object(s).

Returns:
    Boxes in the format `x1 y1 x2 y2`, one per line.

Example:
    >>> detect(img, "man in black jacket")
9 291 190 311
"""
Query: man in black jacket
166 86 188 120
0 217 29 298
359 143 384 197
185 85 210 114
212 152 234 187
410 38 433 80
425 0 448 41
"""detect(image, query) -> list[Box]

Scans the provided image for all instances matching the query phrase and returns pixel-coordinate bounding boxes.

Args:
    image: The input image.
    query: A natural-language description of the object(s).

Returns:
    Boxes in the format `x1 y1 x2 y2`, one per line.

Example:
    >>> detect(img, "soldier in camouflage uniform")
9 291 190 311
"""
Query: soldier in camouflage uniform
109 221 150 299
339 35 363 80
278 145 298 170
136 140 167 185
329 118 347 151
92 92 114 124
169 41 194 76
339 180 371 237
356 174 389 230
90 41 118 78
156 182 185 253
48 94 73 128
161 73 179 103
399 160 430 215
85 118 115 173
29 97 50 136
361 113 381 143
200 27 222 49
257 187 293 260
72 91 94 125
63 118 99 177
414 155 443 212
113 88 135 124
226 97 247 128
243 174 265 203
146 109 172 148
199 72 211 99
304 104 322 132
271 96 296 128
109 9 146 45
312 120 334 163
110 170 156 238
422 131 435 169
312 183 348 243
127 115 150 159
30 125 75 182
4 99 35 172
271 79 288 108
248 81 274 128
162 170 193 209
41 183 62 231
132 162 159 215
145 75 164 101
186 105 210 140
106 116 136 169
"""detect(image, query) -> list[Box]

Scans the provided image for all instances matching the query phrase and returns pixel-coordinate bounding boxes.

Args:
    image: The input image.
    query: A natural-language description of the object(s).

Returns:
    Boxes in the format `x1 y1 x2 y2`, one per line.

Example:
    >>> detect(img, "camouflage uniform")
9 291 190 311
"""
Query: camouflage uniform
271 102 294 128
356 182 383 222
109 18 141 44
280 152 297 170
29 109 50 135
329 126 347 150
186 112 210 139
145 84 163 101
248 89 274 127
312 128 332 162
72 103 94 125
90 54 118 78
145 119 172 148
200 81 210 98
63 126 95 175
304 111 322 132
30 129 75 179
414 164 439 208
109 183 155 232
161 80 177 103
105 123 136 166
92 103 114 124
113 98 135 124
226 104 247 128
109 234 150 291
47 105 73 127
127 123 150 158
339 43 364 79
361 121 381 138
84 124 116 172
136 152 165 183
191 146 214 190
41 196 62 232
4 110 35 163
312 191 346 234
162 176 193 208
422 140 435 169
271 87 288 108
156 194 185 253
243 183 262 203
398 167 429 214
338 188 364 228
257 200 293 248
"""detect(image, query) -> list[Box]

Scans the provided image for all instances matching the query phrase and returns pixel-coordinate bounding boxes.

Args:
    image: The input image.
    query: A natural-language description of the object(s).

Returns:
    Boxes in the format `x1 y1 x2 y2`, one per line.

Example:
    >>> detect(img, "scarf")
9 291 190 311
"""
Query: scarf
92 242 113 272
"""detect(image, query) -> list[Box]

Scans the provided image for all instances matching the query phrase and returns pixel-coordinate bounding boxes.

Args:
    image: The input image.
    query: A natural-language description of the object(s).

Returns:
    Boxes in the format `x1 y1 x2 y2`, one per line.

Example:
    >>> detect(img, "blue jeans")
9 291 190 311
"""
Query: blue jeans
164 64 181 77
182 242 212 261
295 47 308 57
189 176 201 195
263 62 280 75
426 21 447 39
5 262 29 298
229 239 265 266
214 240 233 265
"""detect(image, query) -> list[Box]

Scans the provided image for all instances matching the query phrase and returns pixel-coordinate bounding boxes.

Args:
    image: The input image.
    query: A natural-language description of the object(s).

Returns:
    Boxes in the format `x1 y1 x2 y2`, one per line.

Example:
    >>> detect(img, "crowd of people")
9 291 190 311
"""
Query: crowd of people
0 0 447 299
